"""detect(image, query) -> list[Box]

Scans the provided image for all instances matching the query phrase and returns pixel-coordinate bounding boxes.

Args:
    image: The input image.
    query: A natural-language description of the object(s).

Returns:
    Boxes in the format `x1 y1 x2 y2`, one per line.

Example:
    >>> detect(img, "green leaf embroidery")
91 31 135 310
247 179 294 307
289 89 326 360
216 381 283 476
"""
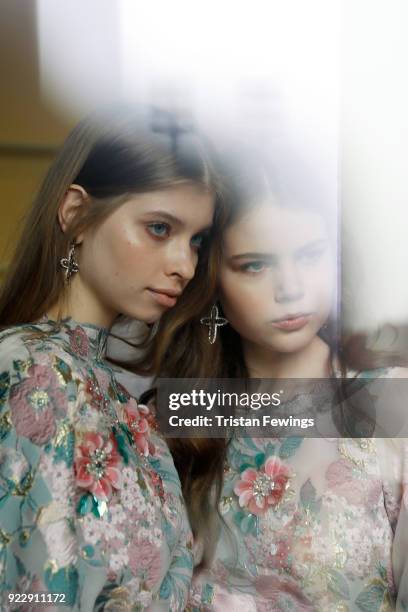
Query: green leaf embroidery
0 372 10 405
243 437 263 452
255 453 266 469
53 357 72 384
377 562 387 583
81 544 103 567
264 442 276 456
234 510 258 535
77 493 108 518
12 359 33 375
109 378 129 403
18 528 32 548
0 411 12 441
355 582 386 611
82 544 95 558
14 470 34 496
119 423 134 446
54 422 75 466
15 555 26 577
0 528 12 546
91 496 108 518
202 583 215 605
159 574 172 599
229 450 255 472
241 513 258 536
77 493 93 516
278 437 303 459
300 478 322 514
136 468 148 491
327 569 351 600
107 383 116 400
113 427 129 465
44 564 79 607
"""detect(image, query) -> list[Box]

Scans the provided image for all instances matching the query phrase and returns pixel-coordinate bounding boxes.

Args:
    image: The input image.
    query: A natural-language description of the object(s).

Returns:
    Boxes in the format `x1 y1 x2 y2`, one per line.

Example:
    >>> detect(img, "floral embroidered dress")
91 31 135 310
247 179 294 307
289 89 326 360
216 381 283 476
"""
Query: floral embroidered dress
188 378 408 611
0 319 193 611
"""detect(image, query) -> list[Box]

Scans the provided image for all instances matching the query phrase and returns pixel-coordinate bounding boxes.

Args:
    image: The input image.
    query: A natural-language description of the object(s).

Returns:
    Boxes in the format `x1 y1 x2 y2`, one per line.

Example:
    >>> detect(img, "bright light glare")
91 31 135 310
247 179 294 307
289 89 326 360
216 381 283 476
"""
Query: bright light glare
120 0 339 165
342 0 408 330
37 0 339 168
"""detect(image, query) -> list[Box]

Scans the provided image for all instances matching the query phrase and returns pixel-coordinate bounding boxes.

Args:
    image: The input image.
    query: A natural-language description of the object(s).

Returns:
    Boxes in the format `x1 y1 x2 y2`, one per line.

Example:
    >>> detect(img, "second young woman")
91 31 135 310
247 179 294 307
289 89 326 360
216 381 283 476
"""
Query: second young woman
150 158 408 611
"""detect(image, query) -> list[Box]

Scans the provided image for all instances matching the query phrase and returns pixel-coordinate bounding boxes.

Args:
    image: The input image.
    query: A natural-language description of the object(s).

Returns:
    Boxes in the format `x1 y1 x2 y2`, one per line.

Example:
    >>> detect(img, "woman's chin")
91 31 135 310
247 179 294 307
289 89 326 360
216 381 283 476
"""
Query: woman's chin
118 304 163 325
265 329 317 354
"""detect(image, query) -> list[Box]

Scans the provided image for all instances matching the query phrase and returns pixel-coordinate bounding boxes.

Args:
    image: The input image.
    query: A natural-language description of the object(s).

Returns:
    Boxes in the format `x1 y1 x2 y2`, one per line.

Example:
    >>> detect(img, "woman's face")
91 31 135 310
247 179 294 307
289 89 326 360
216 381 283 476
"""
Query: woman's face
76 183 214 326
219 203 335 354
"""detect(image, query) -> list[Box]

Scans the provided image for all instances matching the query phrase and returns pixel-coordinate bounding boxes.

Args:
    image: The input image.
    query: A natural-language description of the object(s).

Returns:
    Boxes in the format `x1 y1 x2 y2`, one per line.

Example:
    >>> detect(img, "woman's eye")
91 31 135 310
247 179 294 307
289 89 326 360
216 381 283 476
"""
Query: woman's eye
240 261 266 273
147 222 170 238
190 234 204 250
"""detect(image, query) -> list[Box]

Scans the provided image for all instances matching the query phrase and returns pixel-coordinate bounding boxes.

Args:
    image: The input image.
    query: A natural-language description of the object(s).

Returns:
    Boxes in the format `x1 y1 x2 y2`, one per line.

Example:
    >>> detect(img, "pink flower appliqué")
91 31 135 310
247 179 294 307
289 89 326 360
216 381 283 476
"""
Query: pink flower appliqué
68 325 89 357
326 458 382 507
125 400 154 457
128 538 163 588
234 456 291 516
9 364 67 445
255 573 313 610
75 432 122 500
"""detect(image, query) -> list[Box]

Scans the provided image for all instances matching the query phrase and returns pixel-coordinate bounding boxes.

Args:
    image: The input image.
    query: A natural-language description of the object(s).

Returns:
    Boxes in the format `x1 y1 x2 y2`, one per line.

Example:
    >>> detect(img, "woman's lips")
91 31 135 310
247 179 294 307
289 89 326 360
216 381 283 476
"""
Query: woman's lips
147 288 179 308
270 314 312 331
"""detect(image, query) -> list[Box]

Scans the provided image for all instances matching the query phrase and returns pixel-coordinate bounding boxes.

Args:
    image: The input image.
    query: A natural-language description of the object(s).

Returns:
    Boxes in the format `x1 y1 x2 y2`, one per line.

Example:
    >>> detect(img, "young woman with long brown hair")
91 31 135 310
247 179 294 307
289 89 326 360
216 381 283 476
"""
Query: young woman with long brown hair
147 156 408 611
0 106 225 610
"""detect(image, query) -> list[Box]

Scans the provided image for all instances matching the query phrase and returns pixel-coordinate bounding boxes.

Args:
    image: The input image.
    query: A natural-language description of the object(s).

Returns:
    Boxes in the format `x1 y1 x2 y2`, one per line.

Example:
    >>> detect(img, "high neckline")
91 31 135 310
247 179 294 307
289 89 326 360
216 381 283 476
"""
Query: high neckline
37 316 109 361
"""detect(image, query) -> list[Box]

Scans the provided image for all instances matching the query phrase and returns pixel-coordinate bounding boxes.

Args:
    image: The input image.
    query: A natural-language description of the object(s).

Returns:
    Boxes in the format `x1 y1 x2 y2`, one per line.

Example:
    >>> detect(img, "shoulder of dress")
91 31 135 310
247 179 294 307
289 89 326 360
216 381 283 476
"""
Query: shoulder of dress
0 325 33 368
375 438 408 490
0 325 72 369
0 327 85 446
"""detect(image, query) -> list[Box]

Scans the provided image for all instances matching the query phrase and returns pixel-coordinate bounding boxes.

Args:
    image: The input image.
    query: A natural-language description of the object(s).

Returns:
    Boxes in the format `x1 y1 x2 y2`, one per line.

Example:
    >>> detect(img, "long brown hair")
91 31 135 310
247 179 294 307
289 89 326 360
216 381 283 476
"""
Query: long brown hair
145 152 405 561
0 105 224 328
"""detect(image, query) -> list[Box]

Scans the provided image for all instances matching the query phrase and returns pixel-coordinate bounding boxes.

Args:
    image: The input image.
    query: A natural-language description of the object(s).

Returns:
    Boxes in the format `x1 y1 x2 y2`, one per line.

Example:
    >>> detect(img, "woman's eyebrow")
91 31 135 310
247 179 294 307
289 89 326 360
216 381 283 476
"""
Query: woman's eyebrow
141 210 183 226
230 252 275 261
229 239 329 261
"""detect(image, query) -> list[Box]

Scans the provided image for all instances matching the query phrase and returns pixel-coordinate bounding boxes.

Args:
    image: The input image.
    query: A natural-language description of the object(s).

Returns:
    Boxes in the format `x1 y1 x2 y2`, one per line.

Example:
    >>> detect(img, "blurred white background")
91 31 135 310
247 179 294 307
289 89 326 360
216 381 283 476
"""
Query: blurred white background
1 0 407 340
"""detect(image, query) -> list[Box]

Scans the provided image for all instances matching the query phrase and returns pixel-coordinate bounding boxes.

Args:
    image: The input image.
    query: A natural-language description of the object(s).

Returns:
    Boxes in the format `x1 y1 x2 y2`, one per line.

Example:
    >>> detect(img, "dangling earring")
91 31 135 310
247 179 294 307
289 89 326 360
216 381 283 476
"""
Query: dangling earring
60 242 79 282
200 304 228 344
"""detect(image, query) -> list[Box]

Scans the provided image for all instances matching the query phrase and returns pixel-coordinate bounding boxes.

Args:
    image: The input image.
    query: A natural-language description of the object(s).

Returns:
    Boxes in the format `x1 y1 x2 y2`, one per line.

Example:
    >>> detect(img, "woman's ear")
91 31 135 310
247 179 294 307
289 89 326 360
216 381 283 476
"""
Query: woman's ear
58 184 89 241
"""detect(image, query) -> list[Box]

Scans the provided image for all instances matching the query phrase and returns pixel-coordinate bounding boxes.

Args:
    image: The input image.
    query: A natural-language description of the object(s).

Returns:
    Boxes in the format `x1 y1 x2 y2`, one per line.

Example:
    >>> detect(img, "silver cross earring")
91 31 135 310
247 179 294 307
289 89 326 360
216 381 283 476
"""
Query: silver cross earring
200 304 228 344
60 242 79 282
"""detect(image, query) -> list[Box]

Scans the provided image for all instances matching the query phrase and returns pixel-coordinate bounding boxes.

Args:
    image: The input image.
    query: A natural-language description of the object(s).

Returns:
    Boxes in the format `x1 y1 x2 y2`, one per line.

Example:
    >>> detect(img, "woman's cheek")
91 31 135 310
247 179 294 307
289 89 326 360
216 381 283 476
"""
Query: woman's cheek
111 230 151 270
307 263 334 294
222 286 265 327
220 267 271 312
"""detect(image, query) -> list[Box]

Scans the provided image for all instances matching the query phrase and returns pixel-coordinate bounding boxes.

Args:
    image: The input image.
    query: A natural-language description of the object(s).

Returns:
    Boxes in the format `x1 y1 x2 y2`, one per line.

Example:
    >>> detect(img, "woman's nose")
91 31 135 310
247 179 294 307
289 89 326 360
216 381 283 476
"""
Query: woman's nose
274 261 304 303
165 241 196 281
